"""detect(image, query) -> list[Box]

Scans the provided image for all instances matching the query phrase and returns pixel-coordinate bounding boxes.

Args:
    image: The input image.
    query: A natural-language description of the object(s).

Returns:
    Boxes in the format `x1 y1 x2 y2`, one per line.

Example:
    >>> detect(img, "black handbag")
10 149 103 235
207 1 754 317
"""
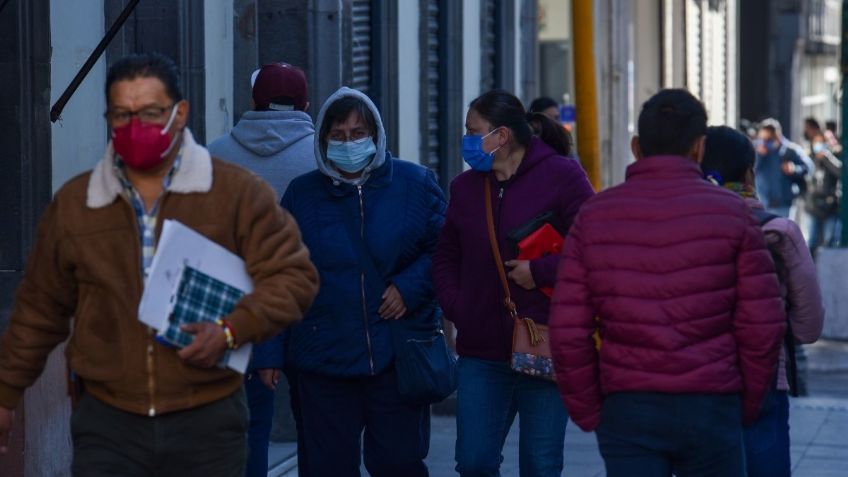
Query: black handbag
336 195 457 406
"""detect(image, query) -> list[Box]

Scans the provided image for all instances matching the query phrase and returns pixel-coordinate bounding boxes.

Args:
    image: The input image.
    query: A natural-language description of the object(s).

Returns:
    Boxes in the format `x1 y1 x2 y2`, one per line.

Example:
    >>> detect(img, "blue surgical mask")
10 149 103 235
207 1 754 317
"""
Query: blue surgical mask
461 129 501 172
326 137 377 173
813 142 826 154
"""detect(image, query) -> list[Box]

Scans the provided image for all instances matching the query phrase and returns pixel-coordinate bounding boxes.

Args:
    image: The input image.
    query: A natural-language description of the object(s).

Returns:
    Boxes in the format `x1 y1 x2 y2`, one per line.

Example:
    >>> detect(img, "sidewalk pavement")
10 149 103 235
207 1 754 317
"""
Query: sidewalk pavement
276 339 848 476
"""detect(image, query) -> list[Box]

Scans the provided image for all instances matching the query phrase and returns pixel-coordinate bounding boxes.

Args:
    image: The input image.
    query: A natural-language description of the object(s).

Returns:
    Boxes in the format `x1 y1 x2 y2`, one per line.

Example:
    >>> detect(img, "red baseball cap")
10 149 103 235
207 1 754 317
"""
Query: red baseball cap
251 63 308 111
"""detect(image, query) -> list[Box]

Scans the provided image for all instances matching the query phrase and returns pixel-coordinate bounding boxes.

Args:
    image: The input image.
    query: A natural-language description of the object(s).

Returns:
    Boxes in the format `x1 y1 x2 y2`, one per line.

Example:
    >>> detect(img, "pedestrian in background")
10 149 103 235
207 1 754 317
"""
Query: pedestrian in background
528 96 561 124
208 62 316 477
702 125 824 477
550 89 786 477
282 87 445 477
754 118 812 218
801 118 842 254
433 89 594 477
0 53 319 476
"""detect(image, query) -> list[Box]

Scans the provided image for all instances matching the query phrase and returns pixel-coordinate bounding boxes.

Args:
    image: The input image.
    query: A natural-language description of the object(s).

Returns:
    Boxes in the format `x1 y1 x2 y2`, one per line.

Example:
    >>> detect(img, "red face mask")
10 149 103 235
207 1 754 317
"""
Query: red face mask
112 105 179 171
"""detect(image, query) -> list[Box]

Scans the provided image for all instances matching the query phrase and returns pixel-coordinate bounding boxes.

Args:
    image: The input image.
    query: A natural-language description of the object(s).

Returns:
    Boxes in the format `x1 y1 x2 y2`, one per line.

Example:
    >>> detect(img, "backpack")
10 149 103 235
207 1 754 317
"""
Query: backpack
751 208 800 397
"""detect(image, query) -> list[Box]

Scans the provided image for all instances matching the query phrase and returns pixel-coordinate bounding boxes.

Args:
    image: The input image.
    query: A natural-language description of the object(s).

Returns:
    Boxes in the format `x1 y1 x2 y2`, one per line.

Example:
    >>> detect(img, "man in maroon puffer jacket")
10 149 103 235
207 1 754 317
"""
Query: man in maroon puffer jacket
549 89 786 477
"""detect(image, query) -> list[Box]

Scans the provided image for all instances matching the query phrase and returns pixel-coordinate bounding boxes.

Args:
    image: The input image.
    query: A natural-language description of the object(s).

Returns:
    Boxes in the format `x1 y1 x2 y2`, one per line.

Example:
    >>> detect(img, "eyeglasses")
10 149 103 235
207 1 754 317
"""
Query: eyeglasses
327 129 372 142
104 104 175 126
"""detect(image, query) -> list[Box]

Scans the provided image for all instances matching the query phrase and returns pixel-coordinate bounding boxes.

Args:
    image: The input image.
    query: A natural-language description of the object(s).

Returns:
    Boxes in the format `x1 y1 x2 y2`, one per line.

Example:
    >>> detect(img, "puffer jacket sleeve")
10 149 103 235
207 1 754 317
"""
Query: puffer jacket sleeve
550 215 602 431
433 179 463 322
390 169 447 313
249 334 285 371
0 200 76 409
765 220 824 344
224 174 319 345
733 215 787 424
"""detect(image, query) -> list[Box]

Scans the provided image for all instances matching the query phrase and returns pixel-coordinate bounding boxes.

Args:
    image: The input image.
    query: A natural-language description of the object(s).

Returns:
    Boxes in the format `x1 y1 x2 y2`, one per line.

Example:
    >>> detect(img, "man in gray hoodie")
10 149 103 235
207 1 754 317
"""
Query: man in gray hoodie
209 62 316 198
208 62 316 477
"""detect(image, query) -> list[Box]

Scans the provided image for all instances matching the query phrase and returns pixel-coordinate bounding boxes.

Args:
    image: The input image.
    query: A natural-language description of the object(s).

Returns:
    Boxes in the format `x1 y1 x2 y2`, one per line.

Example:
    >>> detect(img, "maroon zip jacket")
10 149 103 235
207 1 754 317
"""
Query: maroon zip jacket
433 137 594 362
549 155 786 431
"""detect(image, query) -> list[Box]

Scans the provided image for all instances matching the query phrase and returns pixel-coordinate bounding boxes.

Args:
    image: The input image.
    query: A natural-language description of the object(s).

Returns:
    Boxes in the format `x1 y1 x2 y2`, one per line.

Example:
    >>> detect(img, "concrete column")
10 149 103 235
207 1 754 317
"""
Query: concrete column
398 2 421 164
462 0 482 110
596 0 632 187
204 0 234 143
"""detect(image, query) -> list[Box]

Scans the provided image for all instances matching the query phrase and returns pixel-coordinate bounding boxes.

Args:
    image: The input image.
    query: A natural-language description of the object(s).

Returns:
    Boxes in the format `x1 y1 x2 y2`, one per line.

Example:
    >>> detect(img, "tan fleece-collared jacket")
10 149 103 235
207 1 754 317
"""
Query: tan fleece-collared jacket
0 129 318 416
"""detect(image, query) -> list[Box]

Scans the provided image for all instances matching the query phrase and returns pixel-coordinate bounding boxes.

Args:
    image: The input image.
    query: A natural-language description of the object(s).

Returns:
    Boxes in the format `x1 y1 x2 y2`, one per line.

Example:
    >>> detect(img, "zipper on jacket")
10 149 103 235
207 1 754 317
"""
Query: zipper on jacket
121 194 158 416
145 192 173 416
357 186 376 375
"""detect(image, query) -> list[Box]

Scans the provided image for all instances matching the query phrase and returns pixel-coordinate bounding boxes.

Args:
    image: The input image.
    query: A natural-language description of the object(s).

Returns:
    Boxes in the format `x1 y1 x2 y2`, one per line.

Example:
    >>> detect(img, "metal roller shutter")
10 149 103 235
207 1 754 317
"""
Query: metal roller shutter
481 0 497 92
421 0 440 172
351 0 371 93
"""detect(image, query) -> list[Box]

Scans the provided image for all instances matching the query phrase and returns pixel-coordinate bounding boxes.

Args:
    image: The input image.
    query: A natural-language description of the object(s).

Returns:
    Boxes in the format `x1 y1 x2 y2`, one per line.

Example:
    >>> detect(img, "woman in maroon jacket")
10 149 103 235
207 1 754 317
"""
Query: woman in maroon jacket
702 126 824 477
433 90 594 476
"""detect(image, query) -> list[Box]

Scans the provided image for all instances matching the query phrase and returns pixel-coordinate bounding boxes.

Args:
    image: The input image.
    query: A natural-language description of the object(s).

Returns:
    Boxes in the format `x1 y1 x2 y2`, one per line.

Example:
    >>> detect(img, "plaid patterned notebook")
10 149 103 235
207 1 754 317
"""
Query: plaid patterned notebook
159 266 244 358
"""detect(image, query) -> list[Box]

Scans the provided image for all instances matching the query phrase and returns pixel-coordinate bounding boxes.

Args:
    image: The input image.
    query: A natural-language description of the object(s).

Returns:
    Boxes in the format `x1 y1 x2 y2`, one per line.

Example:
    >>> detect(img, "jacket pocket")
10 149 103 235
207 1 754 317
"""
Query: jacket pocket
175 354 239 385
67 287 126 381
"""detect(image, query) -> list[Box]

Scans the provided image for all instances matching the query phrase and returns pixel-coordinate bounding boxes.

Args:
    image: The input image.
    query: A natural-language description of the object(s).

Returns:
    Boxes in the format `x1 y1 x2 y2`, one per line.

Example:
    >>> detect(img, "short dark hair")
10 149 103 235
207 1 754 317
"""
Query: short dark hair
826 120 838 132
528 97 558 114
470 90 534 147
106 53 183 103
701 126 755 184
318 95 378 152
637 89 707 157
804 117 821 131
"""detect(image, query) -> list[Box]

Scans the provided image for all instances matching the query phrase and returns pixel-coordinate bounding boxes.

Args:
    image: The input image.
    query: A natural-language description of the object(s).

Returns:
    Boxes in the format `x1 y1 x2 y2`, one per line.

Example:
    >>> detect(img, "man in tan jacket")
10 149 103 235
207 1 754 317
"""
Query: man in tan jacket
0 53 318 476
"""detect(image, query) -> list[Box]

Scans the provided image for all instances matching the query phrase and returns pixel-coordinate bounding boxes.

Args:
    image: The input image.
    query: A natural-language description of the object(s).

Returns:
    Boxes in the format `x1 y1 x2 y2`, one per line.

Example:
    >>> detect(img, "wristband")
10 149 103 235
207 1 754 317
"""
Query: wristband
216 319 237 350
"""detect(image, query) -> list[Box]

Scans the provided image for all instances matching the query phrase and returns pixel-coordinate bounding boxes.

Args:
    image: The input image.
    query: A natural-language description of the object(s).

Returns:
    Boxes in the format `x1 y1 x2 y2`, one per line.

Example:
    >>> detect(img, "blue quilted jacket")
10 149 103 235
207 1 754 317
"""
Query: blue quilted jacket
280 87 446 377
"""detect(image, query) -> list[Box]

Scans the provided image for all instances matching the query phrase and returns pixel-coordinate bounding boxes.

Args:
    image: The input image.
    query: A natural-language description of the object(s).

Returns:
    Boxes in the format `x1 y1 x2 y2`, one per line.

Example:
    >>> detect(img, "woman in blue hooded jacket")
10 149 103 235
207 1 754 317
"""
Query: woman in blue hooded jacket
281 87 445 477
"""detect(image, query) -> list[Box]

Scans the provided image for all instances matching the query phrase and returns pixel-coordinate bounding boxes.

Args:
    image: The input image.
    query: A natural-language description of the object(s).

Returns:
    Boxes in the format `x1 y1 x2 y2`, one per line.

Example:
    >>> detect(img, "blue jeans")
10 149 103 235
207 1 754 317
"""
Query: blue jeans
596 392 745 477
454 357 568 477
743 390 790 477
245 372 276 477
808 215 842 252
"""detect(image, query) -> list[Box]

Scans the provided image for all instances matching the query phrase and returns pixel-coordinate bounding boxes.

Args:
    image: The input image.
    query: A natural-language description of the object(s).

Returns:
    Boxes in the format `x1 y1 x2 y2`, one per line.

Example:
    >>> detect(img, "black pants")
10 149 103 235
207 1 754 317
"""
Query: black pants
71 391 248 477
296 369 430 477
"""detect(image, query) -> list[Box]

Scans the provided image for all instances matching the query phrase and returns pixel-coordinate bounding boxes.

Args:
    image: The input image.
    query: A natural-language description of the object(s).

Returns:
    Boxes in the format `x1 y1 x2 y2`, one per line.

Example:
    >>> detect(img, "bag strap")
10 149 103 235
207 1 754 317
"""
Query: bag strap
484 179 544 345
484 179 516 318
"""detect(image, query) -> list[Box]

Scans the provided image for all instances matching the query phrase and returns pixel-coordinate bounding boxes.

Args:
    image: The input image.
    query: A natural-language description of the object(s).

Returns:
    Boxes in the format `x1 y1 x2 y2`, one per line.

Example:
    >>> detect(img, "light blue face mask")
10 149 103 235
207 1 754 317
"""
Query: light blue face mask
461 128 502 172
326 137 377 173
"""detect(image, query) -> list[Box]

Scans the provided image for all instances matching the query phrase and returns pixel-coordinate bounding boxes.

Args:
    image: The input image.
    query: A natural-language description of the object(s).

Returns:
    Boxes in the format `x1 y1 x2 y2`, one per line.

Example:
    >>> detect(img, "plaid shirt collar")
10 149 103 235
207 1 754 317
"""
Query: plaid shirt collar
113 148 184 203
113 147 183 279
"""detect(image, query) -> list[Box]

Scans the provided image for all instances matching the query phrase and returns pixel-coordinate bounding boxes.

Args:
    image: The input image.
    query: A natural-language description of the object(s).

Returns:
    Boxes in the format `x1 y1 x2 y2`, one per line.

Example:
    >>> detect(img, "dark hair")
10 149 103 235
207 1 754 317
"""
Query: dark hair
470 90 533 146
805 117 822 131
106 53 183 103
318 95 378 152
637 89 707 157
528 97 558 114
826 120 838 132
701 126 755 184
527 112 572 156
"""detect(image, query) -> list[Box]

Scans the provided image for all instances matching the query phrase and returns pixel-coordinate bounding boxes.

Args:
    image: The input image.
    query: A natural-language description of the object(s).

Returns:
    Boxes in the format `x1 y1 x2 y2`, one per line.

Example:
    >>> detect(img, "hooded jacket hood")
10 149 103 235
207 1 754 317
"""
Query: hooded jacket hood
314 87 387 185
230 110 314 157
